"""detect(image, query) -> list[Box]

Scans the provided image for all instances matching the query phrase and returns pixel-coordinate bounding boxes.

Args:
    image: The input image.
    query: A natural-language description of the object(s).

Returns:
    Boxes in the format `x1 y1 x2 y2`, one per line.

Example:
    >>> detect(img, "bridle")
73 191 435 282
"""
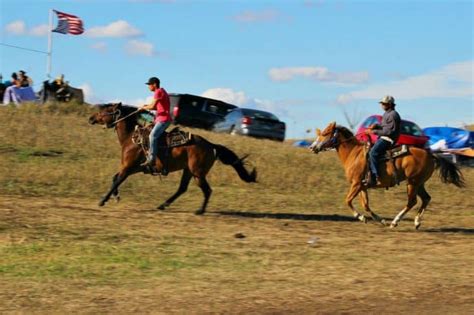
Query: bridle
312 128 361 152
99 109 122 128
316 129 342 151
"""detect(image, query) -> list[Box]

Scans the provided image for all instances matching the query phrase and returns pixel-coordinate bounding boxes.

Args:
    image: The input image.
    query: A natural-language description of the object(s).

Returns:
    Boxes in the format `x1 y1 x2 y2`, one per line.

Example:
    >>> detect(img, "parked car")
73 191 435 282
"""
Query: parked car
212 108 286 141
356 115 429 147
169 93 237 130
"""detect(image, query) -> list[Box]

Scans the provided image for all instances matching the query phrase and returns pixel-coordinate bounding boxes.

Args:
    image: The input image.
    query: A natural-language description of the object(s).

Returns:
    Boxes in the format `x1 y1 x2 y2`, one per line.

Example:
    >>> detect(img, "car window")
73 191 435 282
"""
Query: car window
401 121 423 136
225 110 240 120
181 95 205 109
242 109 279 121
362 117 378 127
204 101 235 116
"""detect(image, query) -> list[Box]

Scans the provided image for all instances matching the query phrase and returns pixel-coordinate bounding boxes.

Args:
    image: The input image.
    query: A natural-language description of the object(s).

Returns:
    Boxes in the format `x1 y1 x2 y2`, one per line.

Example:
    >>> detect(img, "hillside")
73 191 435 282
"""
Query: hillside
0 104 473 313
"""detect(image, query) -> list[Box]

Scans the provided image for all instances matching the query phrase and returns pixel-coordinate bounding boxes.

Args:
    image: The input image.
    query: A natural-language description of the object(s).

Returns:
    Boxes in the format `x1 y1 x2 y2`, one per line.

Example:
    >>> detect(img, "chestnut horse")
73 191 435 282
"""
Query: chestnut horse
310 122 464 229
88 103 256 214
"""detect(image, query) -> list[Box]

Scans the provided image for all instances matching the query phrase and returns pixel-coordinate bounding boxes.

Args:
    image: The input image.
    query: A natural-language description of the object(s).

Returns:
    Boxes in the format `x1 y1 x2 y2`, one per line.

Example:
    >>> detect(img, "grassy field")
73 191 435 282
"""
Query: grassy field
1 104 473 314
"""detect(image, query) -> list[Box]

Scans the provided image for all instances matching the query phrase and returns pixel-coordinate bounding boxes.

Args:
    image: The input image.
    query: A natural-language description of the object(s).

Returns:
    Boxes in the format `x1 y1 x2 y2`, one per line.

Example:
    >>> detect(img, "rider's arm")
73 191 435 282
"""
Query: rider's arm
141 98 158 111
372 111 399 136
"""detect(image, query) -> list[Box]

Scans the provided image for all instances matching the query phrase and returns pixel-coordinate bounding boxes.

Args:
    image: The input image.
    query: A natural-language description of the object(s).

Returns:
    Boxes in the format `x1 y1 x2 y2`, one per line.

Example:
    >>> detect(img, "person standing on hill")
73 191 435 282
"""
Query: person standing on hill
364 95 401 187
139 76 172 175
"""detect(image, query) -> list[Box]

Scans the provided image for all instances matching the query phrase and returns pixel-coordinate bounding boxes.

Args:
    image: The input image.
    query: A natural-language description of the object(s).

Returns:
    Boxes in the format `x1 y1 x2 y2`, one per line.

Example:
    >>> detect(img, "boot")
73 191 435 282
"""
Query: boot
363 175 379 188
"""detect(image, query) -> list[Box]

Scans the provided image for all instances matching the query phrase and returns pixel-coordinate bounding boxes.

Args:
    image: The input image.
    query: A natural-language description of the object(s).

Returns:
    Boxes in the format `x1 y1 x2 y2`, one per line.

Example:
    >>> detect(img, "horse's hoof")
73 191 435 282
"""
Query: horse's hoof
195 209 205 215
113 195 120 203
359 215 367 223
380 219 388 226
415 223 421 230
98 200 105 207
157 204 166 211
390 223 398 229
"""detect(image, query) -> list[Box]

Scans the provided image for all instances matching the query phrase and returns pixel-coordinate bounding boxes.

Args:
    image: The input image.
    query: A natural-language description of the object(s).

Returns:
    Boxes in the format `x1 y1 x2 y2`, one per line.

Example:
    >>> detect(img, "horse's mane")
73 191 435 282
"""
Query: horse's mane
99 103 138 114
120 105 140 115
336 125 354 138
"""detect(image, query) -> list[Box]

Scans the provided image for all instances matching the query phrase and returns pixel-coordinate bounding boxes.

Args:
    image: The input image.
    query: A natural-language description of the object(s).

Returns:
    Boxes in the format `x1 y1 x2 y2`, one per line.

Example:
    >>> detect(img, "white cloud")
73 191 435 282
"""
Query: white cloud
90 42 108 52
29 24 49 37
336 60 474 104
128 97 153 106
86 20 142 38
269 66 369 85
5 20 26 35
124 39 156 57
202 88 249 106
78 83 94 103
201 87 290 120
232 9 281 23
4 20 49 37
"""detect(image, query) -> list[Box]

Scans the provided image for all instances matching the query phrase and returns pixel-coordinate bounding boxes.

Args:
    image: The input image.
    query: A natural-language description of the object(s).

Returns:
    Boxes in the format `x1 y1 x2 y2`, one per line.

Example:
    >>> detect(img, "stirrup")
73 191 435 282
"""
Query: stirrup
140 158 155 167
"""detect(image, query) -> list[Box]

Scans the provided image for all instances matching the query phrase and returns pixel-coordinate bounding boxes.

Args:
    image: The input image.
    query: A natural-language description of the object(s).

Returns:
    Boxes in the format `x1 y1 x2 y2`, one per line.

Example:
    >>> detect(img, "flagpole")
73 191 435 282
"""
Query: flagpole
46 9 53 79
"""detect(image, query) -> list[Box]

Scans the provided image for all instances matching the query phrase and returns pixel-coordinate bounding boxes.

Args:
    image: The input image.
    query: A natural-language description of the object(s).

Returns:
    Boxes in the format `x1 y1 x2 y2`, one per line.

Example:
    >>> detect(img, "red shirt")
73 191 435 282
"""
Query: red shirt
153 88 171 123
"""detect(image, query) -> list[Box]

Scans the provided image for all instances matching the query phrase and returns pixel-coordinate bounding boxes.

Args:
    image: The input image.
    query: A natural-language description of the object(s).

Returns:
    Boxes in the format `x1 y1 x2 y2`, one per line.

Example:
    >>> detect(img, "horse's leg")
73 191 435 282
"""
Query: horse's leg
194 176 212 215
390 183 418 228
99 170 130 207
359 189 386 226
111 173 120 202
157 168 193 211
414 184 431 230
346 183 367 223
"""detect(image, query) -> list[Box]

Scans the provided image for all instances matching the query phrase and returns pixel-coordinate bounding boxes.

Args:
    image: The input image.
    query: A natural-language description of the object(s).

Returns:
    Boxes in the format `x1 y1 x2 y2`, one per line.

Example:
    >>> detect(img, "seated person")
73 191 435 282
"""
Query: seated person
18 70 33 87
3 72 36 104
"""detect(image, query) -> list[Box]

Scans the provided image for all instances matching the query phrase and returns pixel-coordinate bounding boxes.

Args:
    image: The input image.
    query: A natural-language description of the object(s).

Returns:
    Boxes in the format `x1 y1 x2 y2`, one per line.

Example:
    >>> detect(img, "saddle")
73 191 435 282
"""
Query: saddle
383 144 409 161
364 144 410 187
132 125 192 152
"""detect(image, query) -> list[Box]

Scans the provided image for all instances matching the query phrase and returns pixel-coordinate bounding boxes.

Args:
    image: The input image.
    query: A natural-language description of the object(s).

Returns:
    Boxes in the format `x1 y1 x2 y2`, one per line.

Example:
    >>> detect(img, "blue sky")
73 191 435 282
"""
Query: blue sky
1 0 472 138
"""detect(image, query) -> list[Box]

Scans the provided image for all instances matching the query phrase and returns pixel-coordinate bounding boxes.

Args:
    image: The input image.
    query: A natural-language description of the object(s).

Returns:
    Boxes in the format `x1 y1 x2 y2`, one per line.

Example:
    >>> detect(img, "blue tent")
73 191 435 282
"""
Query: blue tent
423 127 474 149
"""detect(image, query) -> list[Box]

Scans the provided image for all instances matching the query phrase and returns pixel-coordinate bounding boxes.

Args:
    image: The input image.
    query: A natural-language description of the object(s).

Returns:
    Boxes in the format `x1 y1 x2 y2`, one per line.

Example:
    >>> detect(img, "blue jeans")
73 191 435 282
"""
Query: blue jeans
148 121 171 161
369 138 392 179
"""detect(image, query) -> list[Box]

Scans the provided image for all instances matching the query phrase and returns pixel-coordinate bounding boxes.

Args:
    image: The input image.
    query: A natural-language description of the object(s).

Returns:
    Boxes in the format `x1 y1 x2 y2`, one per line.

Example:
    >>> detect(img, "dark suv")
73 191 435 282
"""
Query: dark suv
169 93 238 130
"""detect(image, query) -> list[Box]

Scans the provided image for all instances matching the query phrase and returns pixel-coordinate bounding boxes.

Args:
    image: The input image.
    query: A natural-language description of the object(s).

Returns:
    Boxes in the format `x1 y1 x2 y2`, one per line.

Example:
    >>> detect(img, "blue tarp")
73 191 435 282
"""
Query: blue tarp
293 140 312 148
423 127 474 149
2 86 37 104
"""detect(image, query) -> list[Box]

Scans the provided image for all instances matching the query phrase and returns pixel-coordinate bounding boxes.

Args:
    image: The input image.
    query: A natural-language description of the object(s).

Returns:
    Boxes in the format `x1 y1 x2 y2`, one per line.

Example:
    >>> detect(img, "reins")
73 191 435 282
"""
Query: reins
111 109 141 126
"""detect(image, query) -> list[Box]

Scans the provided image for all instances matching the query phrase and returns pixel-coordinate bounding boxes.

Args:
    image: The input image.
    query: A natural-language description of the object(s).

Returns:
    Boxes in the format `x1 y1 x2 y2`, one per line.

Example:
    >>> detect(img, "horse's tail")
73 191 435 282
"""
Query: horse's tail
433 154 465 188
213 144 257 183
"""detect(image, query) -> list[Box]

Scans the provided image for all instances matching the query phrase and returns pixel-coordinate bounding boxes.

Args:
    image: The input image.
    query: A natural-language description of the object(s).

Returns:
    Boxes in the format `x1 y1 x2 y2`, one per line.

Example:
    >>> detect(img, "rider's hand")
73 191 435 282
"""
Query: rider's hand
365 129 372 135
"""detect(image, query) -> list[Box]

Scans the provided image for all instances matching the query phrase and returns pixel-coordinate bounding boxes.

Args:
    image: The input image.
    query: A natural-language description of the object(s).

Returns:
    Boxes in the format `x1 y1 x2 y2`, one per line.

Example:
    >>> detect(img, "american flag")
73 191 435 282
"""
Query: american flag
52 10 84 35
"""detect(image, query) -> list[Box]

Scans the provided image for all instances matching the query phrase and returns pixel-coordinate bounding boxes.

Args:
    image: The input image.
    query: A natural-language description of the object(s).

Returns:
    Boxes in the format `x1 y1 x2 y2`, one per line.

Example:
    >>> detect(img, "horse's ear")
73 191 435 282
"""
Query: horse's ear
329 121 336 128
316 128 321 136
113 102 122 110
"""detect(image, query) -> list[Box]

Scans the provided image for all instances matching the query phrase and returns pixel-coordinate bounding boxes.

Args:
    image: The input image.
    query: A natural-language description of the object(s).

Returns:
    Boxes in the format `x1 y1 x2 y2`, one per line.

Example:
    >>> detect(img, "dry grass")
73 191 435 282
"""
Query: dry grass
0 105 473 314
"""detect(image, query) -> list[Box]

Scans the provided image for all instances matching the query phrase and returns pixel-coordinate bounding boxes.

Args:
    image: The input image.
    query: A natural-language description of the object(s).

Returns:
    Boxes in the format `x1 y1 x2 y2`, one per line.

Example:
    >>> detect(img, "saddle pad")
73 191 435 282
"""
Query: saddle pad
167 129 191 147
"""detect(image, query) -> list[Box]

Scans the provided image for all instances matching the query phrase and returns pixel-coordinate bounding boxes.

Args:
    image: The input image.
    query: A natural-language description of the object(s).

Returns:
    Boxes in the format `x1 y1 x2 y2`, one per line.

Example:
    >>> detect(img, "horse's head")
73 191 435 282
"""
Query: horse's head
89 102 122 128
309 121 342 154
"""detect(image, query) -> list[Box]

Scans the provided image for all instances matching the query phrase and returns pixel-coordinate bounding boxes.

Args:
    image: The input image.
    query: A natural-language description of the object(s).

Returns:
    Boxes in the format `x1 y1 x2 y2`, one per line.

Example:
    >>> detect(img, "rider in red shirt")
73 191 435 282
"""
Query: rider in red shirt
139 77 172 174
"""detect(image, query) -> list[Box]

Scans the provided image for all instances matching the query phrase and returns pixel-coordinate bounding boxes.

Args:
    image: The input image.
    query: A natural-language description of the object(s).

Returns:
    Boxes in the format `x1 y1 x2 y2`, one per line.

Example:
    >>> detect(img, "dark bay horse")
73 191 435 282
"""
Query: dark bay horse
310 122 464 229
88 103 256 214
